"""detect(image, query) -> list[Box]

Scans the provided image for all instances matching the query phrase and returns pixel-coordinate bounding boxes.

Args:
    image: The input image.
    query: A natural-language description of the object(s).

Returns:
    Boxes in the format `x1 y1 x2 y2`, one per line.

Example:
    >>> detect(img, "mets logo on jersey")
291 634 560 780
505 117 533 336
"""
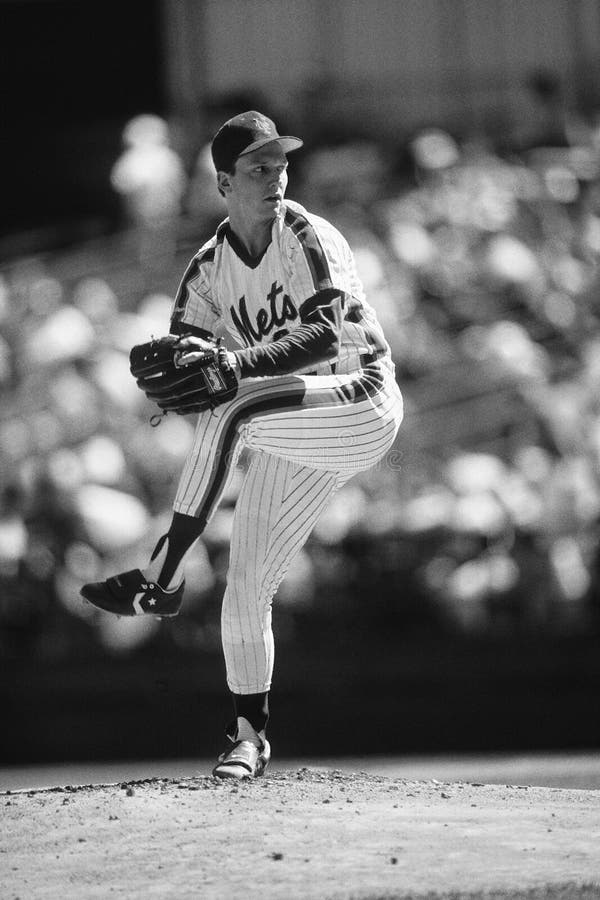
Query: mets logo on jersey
231 280 298 345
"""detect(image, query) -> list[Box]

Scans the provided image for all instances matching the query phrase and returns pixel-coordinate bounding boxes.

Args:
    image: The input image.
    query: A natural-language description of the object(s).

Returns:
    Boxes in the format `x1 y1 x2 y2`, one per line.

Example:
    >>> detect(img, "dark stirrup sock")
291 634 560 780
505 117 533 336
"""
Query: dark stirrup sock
232 691 270 735
151 511 207 587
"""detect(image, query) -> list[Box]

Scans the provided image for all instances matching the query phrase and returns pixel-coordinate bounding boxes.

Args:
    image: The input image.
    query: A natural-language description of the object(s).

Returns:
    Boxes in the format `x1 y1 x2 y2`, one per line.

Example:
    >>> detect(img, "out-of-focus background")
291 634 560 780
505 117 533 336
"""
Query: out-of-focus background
2 0 600 776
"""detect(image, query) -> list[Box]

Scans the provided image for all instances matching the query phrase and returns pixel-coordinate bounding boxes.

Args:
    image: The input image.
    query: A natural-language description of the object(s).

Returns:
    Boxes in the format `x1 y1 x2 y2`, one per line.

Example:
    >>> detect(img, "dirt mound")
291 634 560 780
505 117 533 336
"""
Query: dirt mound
2 768 599 899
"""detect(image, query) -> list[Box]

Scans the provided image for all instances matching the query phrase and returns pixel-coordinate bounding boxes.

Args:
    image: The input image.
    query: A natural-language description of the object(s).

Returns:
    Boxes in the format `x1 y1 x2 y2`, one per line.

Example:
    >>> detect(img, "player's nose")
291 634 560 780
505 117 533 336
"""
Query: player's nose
269 165 286 185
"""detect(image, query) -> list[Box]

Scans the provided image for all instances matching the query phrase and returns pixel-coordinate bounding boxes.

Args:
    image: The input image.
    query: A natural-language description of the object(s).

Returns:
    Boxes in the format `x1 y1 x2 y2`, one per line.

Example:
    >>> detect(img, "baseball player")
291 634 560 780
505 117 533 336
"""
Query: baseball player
81 111 404 780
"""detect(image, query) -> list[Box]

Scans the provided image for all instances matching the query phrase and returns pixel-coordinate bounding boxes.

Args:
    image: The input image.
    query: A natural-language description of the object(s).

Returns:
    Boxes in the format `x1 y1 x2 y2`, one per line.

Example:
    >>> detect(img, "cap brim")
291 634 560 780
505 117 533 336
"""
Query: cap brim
238 135 304 158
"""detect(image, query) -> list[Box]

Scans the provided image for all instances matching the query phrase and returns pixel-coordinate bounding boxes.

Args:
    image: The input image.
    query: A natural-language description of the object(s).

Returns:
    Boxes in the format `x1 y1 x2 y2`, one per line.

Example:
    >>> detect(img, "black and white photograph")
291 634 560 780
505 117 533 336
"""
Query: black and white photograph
1 1 600 897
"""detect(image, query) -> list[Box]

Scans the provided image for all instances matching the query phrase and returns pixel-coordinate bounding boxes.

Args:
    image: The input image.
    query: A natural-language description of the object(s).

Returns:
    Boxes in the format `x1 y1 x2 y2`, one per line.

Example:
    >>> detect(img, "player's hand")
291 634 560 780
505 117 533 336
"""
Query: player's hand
175 336 240 377
130 333 239 420
174 335 218 368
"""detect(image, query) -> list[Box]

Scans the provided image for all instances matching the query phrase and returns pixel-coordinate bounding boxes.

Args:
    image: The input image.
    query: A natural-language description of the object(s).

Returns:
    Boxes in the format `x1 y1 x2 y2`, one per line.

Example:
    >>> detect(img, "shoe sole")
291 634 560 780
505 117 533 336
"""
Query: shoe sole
81 595 179 620
212 741 271 781
212 760 269 780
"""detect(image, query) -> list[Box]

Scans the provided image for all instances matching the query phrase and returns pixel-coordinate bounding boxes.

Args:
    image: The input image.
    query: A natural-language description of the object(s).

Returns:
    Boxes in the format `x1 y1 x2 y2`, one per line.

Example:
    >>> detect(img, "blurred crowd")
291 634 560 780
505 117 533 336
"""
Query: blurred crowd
2 102 600 662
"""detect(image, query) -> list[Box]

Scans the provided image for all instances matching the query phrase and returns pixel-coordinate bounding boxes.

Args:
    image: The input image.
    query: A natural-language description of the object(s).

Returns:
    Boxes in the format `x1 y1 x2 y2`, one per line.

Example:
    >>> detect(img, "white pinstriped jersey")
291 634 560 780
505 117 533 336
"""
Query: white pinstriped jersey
166 201 403 695
170 200 391 378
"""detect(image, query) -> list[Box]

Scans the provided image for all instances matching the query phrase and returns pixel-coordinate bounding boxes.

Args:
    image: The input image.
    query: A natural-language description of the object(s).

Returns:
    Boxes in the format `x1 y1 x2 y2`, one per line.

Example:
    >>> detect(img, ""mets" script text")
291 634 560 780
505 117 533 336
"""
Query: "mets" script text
231 281 297 345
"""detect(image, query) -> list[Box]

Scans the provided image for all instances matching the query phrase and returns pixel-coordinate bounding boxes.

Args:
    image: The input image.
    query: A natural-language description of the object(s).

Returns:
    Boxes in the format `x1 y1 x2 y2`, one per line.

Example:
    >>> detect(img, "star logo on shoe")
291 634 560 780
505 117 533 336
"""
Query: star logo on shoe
148 597 157 606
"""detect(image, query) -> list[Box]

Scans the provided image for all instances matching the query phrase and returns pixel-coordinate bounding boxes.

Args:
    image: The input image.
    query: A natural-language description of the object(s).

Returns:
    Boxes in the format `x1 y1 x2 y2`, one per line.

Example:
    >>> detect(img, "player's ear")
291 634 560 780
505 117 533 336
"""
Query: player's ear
217 171 233 196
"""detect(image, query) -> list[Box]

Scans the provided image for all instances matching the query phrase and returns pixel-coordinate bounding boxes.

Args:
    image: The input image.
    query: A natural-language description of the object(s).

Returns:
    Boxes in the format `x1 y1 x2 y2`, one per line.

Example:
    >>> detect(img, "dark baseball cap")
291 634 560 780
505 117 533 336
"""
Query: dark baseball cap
211 111 303 172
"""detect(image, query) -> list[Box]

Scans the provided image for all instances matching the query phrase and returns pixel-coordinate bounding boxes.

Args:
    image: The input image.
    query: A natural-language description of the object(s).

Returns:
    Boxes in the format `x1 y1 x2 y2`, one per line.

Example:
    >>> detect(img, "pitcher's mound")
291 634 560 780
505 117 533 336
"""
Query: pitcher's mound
3 768 600 899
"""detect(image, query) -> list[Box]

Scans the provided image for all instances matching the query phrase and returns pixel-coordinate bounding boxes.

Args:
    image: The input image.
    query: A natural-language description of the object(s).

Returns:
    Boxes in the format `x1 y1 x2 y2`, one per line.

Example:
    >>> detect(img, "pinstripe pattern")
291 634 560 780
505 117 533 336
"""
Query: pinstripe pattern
169 200 391 377
170 232 224 335
174 362 401 518
284 206 334 291
221 455 347 693
174 361 402 694
165 197 404 697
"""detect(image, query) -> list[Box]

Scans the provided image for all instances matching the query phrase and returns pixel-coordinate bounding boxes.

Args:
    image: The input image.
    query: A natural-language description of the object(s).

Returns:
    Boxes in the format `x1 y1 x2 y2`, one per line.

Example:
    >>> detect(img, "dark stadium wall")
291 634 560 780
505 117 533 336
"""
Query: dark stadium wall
1 0 165 243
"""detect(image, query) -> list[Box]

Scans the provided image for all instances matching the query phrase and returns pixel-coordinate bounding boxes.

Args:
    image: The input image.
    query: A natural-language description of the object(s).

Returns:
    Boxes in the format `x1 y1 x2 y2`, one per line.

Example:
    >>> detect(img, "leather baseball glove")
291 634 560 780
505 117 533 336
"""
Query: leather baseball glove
130 334 238 421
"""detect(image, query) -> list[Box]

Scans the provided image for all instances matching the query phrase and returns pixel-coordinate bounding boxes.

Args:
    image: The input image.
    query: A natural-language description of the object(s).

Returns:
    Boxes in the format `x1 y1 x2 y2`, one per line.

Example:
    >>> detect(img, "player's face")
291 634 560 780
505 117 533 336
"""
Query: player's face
221 143 289 222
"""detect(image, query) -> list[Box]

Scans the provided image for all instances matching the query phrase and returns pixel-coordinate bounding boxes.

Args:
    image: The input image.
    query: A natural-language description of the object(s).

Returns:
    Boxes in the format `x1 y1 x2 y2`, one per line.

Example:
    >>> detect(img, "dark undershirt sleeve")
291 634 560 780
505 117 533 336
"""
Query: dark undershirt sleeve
169 320 215 340
232 288 346 378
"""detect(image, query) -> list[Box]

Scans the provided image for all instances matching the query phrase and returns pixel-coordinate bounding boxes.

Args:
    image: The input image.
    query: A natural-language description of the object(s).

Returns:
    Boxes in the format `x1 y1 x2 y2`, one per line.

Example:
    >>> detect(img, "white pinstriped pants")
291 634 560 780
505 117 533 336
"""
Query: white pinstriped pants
173 361 403 693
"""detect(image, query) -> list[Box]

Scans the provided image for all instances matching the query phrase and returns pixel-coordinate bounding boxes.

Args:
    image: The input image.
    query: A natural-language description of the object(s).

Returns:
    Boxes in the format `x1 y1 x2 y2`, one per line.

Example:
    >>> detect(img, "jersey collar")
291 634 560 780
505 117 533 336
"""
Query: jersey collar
225 223 272 268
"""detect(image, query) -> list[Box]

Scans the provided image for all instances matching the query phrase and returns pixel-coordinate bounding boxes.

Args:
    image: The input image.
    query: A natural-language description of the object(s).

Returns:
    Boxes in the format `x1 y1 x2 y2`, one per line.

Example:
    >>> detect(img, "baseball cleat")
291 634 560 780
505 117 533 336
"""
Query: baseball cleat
80 569 184 618
212 718 271 780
